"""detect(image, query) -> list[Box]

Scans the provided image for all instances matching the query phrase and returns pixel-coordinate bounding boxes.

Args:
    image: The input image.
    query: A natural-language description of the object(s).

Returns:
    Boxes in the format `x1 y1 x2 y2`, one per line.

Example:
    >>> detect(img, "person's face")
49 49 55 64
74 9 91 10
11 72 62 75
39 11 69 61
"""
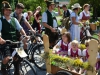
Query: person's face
62 34 68 43
4 9 12 16
77 8 81 12
71 43 78 50
85 6 90 11
16 8 23 14
62 7 67 11
51 4 55 10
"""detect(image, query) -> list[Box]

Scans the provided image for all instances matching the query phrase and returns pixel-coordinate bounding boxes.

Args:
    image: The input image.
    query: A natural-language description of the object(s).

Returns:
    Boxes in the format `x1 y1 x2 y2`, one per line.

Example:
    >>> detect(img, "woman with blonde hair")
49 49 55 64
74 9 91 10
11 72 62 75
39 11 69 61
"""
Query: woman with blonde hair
79 4 90 21
79 4 90 39
32 6 42 33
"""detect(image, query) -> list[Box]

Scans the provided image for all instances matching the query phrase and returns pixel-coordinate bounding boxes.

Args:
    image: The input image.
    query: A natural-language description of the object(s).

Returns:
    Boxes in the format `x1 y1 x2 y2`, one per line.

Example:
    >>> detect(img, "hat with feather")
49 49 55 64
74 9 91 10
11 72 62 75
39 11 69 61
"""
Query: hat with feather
2 1 12 10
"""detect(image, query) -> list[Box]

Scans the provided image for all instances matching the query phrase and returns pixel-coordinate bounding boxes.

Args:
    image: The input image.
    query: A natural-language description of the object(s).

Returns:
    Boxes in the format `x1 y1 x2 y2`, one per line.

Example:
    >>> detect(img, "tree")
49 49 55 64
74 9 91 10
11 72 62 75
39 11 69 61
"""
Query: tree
18 0 47 12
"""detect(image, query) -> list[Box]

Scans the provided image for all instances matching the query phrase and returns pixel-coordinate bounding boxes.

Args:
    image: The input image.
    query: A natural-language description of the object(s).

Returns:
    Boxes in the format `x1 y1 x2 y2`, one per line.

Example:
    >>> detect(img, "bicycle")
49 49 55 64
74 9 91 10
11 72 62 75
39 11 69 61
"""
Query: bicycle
80 25 100 44
0 36 37 75
27 30 46 71
27 26 63 71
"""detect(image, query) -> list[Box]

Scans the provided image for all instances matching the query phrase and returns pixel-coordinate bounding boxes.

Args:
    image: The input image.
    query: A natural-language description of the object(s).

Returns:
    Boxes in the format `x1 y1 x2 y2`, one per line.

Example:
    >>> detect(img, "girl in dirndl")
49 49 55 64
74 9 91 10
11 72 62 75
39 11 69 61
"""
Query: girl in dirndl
82 40 89 62
53 32 71 56
68 40 82 58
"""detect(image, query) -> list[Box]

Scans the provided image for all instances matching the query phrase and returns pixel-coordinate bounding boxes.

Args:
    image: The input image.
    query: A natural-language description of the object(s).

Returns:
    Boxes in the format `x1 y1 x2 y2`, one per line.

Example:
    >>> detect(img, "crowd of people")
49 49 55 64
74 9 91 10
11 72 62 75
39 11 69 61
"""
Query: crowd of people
0 0 99 75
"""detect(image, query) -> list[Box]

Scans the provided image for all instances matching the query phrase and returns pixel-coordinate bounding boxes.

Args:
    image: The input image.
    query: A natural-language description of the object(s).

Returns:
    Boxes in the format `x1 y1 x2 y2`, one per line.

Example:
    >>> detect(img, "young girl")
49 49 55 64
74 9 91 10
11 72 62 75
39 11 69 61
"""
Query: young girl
53 32 71 56
82 40 89 62
96 50 100 71
68 40 82 58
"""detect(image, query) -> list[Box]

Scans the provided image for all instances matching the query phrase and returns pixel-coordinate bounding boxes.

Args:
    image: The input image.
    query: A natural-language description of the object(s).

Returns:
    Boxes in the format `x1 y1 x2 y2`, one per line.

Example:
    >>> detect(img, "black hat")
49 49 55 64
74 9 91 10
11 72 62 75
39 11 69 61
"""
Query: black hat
16 3 25 9
45 0 55 6
2 1 12 10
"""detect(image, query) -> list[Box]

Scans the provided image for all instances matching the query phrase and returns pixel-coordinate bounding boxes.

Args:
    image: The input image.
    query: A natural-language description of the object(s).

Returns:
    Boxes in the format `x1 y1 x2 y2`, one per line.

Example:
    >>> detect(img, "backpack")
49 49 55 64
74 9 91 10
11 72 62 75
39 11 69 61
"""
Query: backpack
62 12 77 30
62 17 71 30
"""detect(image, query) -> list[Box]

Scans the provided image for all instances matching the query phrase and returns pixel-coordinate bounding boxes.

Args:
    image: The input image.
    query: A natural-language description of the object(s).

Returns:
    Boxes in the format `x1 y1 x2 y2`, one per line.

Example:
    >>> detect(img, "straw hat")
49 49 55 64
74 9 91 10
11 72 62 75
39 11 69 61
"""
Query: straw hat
71 3 82 10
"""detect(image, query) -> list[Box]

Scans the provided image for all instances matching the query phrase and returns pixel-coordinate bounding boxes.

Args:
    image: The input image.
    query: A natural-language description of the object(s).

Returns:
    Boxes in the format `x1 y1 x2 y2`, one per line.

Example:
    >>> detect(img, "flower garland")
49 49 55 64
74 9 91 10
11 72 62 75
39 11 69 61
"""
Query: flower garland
41 50 92 71
49 52 91 70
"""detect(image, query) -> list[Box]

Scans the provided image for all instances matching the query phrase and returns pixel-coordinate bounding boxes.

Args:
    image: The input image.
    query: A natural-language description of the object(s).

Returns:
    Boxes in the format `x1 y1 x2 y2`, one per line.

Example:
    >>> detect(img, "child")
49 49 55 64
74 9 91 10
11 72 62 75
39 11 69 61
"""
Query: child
53 32 71 56
82 40 89 62
82 40 89 74
68 40 82 58
96 52 100 71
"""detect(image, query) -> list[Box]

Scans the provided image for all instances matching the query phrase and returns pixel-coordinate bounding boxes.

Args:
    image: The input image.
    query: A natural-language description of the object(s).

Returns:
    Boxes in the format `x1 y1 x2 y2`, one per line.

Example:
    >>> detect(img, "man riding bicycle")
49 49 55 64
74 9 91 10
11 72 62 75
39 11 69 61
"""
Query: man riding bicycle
0 1 27 75
12 3 35 35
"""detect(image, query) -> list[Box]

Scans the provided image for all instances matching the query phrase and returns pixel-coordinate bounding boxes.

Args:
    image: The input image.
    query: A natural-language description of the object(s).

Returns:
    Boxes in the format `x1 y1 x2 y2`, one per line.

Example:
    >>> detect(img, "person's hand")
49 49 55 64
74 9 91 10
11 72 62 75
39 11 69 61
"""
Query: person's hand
31 29 36 34
51 28 56 32
0 37 6 44
37 20 40 23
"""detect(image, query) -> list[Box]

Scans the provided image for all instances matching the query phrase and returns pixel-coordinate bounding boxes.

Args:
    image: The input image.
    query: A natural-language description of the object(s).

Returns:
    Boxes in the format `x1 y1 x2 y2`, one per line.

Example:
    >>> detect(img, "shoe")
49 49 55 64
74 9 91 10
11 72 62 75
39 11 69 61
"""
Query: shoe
1 68 8 75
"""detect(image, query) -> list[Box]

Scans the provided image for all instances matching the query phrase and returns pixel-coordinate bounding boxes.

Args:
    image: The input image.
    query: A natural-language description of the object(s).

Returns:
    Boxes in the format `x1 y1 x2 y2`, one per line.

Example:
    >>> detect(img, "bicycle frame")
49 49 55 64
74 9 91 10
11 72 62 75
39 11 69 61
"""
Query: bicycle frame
80 26 91 40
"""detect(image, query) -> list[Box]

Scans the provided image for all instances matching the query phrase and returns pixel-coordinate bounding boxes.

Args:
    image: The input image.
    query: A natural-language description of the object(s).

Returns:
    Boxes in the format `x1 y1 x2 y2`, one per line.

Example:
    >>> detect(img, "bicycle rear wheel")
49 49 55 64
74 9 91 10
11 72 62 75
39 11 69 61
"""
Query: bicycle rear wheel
19 59 36 75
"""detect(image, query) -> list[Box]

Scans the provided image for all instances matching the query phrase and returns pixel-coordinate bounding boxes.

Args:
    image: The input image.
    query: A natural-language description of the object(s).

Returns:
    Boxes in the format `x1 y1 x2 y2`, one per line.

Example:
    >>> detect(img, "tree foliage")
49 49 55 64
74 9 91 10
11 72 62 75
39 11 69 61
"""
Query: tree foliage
69 0 100 18
18 0 47 12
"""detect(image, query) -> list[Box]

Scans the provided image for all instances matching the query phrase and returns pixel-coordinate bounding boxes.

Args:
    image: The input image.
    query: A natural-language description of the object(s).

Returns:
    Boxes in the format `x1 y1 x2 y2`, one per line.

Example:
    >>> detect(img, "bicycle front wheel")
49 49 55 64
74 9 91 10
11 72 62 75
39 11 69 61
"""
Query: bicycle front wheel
19 59 36 75
32 44 46 71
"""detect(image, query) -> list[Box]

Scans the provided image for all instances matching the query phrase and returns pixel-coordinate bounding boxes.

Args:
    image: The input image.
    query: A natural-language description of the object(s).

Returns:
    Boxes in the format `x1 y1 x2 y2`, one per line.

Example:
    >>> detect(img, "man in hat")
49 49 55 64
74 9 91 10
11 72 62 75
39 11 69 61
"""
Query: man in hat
42 0 61 48
0 1 27 75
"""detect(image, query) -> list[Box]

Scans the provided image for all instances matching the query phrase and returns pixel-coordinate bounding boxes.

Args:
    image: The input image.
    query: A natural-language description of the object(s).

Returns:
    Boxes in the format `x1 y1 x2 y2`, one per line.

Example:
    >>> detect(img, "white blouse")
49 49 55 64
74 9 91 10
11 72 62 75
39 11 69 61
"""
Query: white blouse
79 10 90 20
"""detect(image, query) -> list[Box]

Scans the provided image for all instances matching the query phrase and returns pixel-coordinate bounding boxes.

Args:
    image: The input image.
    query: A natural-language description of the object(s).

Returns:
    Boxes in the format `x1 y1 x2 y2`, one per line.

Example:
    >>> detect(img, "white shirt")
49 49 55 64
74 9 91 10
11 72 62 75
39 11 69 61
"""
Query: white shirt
68 49 82 56
56 40 71 50
79 10 90 20
42 10 59 28
97 52 100 58
82 49 88 56
23 12 28 19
